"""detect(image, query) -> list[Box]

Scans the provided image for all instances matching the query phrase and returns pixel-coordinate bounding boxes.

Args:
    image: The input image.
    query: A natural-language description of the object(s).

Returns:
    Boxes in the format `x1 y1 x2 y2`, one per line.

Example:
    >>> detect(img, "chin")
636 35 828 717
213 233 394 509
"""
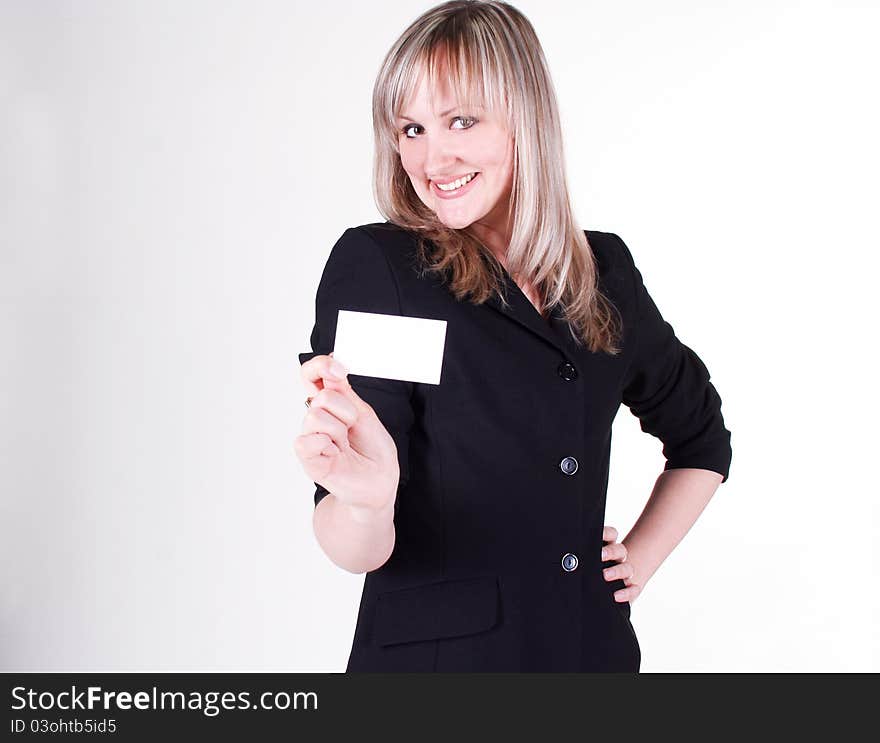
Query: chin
434 207 481 230
439 218 476 232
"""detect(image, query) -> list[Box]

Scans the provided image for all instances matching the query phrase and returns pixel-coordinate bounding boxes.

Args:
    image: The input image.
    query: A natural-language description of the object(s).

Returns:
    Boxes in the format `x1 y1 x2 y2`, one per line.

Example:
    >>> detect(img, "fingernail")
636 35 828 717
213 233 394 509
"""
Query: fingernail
329 360 348 379
601 548 608 560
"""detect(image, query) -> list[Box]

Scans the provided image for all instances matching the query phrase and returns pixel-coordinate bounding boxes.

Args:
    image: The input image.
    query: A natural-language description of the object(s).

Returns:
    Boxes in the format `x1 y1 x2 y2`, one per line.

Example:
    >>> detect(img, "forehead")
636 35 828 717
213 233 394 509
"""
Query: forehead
397 54 485 116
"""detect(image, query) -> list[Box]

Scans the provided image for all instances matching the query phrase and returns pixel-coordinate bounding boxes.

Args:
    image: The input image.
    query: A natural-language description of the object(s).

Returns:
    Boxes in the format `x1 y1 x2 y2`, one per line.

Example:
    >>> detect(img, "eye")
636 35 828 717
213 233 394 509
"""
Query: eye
401 123 422 139
452 115 477 130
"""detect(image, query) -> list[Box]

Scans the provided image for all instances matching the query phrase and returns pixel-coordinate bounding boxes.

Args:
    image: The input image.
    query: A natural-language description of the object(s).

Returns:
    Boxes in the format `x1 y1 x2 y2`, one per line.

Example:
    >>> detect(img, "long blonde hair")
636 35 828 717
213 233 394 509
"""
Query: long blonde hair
371 0 621 354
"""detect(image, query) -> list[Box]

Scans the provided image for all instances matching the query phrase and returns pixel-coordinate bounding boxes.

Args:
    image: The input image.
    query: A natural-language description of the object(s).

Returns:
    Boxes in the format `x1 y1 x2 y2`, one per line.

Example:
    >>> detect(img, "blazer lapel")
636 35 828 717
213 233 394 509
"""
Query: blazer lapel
383 222 574 355
484 267 573 356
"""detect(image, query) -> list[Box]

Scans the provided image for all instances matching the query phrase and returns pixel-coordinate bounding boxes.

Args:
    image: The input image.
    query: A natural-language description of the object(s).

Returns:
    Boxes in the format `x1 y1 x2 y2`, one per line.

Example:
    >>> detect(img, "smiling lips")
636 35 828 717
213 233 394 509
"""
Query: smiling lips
431 172 480 198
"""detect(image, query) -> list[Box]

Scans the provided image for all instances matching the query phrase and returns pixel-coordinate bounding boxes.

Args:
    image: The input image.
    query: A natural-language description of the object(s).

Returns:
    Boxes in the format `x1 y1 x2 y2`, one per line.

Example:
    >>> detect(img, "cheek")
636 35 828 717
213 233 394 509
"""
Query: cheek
399 148 423 180
476 134 513 173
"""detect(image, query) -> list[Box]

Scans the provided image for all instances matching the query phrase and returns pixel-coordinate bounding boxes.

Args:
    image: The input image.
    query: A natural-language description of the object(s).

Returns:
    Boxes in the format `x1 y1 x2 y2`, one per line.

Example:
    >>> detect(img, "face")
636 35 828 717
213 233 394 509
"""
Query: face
396 64 515 249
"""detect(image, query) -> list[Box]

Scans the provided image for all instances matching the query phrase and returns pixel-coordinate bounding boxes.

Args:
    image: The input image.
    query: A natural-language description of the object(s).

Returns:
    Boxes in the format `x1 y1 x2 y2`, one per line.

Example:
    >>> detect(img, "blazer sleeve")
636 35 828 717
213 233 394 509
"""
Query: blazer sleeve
298 227 416 508
616 234 733 483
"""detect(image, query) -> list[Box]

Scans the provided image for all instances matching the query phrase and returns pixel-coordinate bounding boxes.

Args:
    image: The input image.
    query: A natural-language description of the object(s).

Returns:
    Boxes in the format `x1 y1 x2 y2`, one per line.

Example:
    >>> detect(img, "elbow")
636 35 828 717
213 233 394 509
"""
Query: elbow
663 427 732 485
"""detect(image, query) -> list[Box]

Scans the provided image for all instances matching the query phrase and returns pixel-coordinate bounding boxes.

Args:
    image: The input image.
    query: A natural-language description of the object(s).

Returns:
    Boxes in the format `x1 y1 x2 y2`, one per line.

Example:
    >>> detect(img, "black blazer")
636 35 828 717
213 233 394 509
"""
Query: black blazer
299 223 732 672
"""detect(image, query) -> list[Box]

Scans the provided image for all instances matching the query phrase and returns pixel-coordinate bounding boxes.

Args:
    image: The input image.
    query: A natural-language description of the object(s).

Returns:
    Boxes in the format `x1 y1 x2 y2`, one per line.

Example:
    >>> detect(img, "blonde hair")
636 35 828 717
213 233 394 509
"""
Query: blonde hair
371 0 621 354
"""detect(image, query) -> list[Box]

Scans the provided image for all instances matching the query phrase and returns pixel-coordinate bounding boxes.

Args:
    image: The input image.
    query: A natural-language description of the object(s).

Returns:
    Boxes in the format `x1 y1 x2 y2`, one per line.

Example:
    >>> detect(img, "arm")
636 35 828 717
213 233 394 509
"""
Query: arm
620 467 723 589
616 233 733 484
298 228 416 573
612 233 732 597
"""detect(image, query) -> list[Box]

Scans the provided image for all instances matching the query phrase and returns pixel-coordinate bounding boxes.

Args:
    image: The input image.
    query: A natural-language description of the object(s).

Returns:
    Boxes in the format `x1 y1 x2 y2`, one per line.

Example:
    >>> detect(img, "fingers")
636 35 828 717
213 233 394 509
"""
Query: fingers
602 525 619 543
302 404 353 452
295 431 340 459
600 541 627 563
300 354 372 416
300 353 350 397
602 560 635 583
613 584 641 603
602 540 641 605
601 536 636 595
305 387 358 428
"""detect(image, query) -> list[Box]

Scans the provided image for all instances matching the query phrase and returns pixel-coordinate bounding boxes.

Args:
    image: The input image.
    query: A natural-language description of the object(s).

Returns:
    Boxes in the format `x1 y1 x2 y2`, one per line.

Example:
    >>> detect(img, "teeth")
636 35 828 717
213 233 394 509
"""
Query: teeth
436 172 477 191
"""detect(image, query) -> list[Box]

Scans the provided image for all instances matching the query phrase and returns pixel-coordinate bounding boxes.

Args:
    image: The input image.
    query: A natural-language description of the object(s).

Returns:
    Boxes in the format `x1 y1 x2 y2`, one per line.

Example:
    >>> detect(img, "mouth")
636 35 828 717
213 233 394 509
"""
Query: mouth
431 172 480 199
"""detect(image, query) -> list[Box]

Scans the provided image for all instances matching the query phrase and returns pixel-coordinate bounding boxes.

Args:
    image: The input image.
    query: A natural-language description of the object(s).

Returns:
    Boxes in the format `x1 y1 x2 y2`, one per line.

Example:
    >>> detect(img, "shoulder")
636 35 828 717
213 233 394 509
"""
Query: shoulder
314 223 430 314
354 220 417 242
584 229 630 273
318 222 416 282
344 222 420 256
329 222 422 278
584 229 636 305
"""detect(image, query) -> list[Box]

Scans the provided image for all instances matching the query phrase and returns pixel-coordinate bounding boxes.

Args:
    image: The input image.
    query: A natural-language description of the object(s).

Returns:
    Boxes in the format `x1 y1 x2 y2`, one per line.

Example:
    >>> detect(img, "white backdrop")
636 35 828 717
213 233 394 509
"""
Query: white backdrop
1 0 877 672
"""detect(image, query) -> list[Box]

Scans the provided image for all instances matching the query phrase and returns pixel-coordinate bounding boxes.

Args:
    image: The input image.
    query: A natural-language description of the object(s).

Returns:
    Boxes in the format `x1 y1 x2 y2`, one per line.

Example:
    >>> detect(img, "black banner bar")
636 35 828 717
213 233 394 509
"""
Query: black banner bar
2 673 873 739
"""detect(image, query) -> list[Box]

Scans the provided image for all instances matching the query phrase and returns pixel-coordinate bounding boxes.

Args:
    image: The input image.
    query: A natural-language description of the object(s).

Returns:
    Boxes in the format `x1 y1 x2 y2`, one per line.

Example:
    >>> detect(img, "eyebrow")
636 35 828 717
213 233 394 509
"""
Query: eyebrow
396 105 482 122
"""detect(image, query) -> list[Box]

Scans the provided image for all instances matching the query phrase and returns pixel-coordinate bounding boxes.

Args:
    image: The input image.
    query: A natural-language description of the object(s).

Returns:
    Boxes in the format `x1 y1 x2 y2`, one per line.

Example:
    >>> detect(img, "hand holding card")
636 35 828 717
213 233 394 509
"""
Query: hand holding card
297 352 402 514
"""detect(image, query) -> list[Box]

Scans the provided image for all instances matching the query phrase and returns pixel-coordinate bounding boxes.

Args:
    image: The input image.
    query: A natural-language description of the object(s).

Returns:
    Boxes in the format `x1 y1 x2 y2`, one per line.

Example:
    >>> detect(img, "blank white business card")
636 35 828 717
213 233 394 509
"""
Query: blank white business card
333 309 447 385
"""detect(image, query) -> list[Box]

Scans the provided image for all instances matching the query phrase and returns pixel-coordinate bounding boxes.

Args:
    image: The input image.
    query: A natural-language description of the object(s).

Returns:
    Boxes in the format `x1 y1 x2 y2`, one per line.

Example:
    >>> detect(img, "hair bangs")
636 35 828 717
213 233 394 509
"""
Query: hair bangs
380 27 511 148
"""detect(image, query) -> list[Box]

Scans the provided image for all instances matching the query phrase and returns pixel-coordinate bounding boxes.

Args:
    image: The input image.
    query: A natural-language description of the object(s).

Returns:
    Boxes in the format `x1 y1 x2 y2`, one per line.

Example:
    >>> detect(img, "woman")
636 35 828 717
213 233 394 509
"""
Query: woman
296 0 731 672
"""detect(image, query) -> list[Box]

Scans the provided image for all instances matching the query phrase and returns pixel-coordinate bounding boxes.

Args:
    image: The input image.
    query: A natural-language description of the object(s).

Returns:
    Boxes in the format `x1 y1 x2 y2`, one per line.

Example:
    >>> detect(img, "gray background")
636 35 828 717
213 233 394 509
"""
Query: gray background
2 0 877 671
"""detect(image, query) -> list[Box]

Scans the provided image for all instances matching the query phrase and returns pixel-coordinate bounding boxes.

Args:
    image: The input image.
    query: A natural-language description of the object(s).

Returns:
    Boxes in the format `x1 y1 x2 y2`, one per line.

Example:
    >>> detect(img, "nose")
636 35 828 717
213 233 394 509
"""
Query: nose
423 134 457 178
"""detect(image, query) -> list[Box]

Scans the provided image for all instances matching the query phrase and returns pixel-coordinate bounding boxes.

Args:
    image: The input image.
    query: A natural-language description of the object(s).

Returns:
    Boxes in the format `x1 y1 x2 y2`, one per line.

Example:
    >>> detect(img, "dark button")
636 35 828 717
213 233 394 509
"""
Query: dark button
560 456 578 475
557 361 578 381
561 553 579 572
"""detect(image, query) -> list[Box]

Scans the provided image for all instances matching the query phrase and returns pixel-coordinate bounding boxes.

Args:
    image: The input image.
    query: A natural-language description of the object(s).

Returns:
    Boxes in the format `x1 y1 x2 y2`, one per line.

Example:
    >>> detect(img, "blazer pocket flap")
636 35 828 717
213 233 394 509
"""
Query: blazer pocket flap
374 575 499 647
